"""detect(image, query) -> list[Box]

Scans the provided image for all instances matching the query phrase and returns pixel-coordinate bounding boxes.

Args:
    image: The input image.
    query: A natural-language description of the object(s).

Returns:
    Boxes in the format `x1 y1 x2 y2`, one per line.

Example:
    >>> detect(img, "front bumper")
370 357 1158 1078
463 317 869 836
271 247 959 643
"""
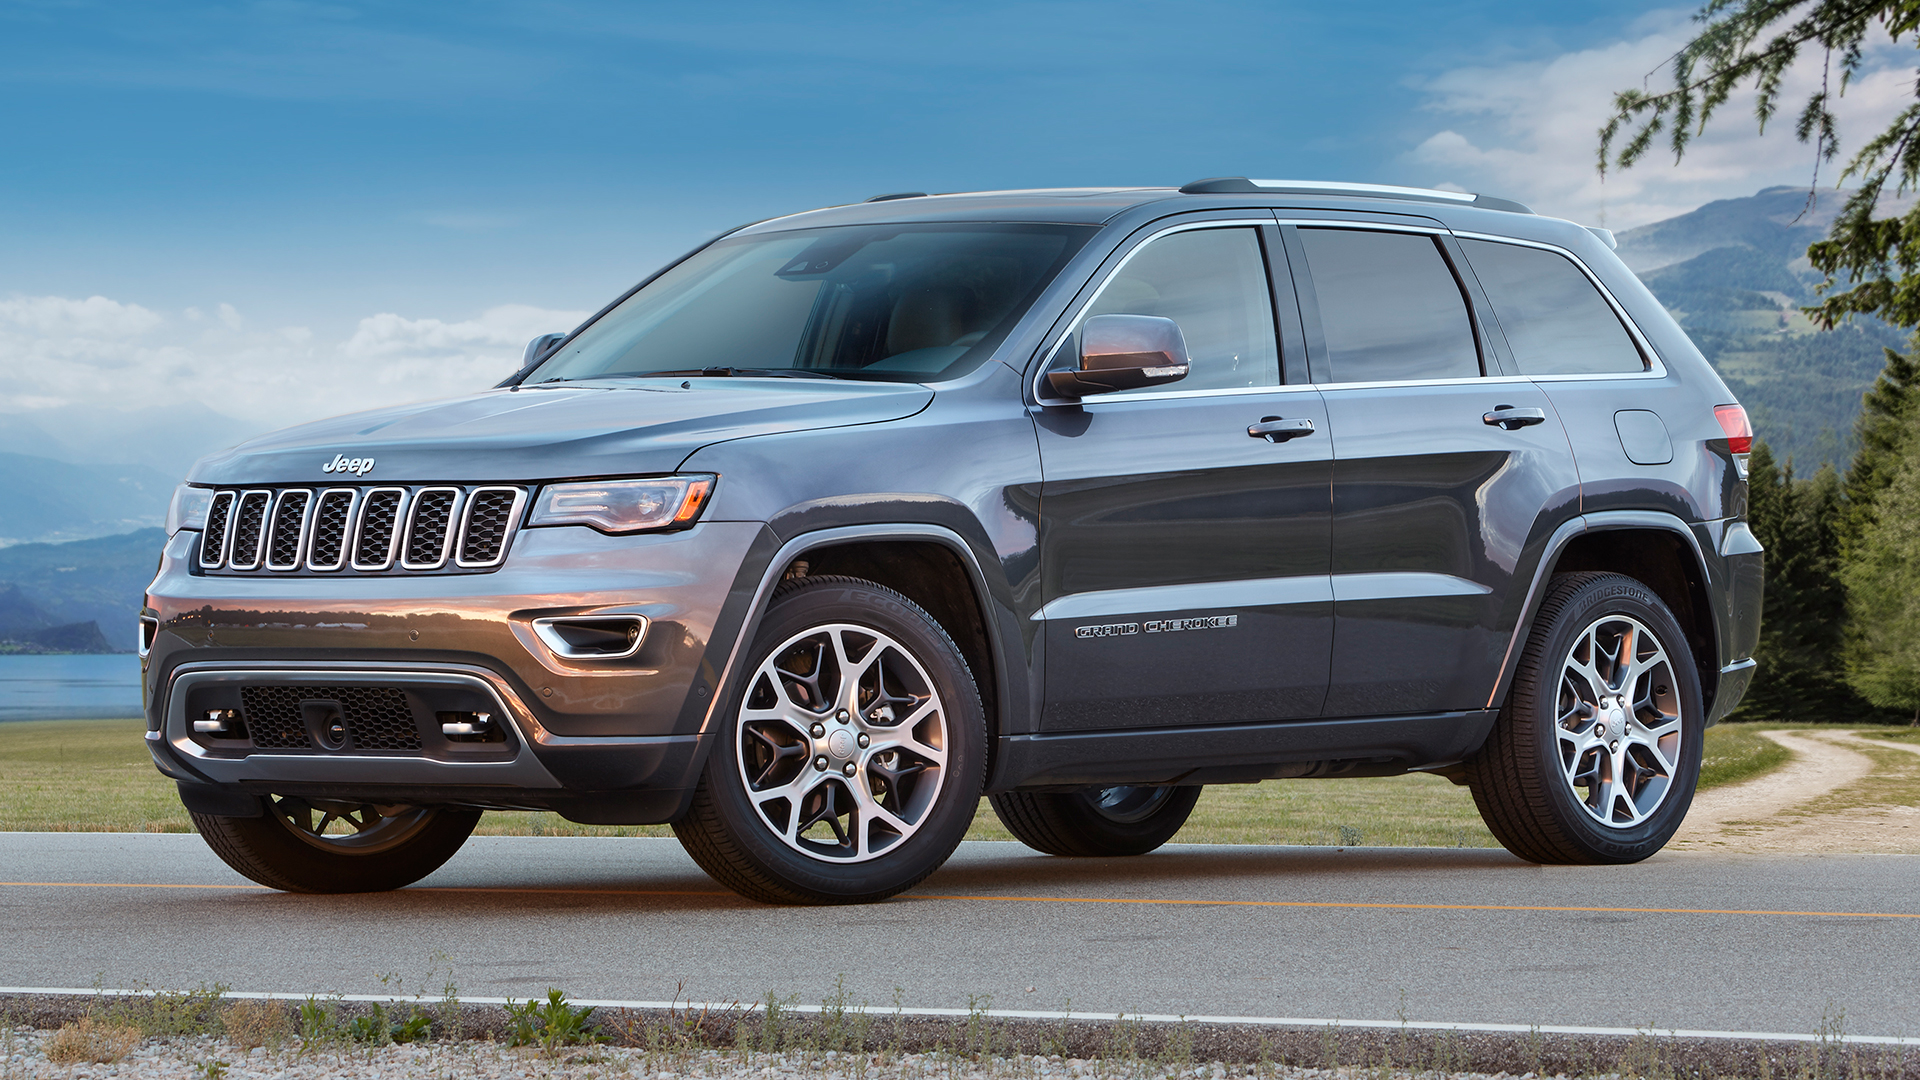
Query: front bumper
143 519 773 822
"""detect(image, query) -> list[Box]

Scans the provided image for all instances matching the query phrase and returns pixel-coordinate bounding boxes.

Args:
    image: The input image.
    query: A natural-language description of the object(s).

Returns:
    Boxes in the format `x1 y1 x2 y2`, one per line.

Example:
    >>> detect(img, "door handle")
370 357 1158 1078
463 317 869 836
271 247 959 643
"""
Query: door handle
1483 405 1547 431
1248 416 1315 442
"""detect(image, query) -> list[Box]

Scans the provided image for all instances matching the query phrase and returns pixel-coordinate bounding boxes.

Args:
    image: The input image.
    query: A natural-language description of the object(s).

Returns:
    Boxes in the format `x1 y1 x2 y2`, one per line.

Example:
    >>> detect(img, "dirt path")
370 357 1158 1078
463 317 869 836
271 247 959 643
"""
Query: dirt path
1669 730 1920 853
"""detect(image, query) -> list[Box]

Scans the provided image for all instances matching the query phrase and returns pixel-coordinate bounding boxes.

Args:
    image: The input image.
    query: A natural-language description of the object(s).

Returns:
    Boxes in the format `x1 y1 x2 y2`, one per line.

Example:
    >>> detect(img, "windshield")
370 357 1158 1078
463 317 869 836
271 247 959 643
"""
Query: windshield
526 222 1093 384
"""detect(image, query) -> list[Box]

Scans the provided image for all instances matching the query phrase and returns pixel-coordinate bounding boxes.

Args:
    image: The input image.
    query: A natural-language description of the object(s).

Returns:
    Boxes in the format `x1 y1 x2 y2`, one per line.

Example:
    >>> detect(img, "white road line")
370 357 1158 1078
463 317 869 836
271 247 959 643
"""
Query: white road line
0 987 1910 1047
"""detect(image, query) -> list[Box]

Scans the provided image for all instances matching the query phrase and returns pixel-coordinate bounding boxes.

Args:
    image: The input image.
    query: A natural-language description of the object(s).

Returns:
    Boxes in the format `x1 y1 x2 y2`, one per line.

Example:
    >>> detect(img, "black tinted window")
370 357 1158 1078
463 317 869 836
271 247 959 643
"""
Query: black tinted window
1297 229 1479 383
1460 238 1645 375
1085 227 1279 394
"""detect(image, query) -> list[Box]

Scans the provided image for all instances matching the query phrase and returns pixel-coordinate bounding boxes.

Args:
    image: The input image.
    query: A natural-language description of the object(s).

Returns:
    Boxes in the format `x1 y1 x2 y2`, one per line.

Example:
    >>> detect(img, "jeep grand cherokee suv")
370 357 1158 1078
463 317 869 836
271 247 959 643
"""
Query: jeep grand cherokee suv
142 177 1763 904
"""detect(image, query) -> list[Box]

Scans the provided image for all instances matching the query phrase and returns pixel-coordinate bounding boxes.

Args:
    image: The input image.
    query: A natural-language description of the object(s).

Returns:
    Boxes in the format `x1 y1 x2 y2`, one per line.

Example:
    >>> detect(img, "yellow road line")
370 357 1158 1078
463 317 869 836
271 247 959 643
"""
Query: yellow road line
5 880 1917 919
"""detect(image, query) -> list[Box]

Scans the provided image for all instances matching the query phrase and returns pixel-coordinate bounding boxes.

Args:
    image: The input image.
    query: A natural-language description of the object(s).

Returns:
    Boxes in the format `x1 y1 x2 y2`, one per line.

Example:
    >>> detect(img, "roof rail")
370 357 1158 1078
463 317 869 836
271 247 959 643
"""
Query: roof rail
1178 177 1533 215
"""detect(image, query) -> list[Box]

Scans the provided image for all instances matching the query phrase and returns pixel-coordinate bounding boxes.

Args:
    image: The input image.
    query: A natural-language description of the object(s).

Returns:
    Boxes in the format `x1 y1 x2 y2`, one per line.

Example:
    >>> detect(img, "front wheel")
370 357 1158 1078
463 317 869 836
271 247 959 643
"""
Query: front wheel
990 784 1201 856
672 575 986 904
1468 571 1704 864
191 796 481 893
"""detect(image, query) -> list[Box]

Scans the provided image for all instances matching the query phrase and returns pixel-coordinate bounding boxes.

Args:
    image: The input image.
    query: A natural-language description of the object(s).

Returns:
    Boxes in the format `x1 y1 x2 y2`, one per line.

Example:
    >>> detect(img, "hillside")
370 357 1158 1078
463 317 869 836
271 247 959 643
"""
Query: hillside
1617 185 1911 468
0 453 175 546
0 529 165 652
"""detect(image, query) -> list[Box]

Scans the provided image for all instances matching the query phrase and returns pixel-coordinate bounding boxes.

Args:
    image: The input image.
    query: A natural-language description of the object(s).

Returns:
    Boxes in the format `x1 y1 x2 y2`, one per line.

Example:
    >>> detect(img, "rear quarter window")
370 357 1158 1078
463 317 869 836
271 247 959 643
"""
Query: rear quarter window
1459 238 1646 376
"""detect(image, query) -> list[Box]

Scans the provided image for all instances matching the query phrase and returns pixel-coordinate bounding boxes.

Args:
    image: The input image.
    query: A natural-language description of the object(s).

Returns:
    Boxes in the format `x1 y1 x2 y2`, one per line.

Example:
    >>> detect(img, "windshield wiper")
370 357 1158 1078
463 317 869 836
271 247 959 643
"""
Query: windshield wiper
632 367 845 380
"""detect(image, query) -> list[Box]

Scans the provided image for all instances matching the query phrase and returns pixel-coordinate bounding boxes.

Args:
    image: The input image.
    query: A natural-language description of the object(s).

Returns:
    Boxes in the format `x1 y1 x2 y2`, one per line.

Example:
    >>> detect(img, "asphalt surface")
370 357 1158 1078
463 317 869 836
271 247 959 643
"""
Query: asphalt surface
3 834 1916 1038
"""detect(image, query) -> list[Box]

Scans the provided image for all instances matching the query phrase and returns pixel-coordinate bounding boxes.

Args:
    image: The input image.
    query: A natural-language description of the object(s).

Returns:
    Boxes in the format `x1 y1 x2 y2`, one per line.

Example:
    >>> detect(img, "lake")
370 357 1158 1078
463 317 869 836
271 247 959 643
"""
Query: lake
0 653 144 722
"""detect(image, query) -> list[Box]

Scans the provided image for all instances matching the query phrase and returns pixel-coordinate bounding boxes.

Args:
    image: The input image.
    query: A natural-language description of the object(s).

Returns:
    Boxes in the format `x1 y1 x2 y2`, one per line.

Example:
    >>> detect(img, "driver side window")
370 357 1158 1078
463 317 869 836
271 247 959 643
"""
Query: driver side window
1084 227 1280 394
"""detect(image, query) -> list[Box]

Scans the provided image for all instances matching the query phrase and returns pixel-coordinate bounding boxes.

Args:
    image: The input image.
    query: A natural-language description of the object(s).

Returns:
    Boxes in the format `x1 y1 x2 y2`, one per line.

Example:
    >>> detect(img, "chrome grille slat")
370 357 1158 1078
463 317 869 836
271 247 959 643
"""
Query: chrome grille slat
306 489 358 571
455 487 523 568
265 489 313 570
228 491 273 570
352 488 409 571
198 491 236 568
401 487 462 570
198 484 523 574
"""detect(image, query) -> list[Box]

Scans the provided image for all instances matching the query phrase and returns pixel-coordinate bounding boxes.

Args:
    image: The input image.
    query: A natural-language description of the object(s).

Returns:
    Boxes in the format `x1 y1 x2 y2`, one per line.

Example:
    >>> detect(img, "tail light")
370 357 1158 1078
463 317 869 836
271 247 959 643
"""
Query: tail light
1715 404 1752 478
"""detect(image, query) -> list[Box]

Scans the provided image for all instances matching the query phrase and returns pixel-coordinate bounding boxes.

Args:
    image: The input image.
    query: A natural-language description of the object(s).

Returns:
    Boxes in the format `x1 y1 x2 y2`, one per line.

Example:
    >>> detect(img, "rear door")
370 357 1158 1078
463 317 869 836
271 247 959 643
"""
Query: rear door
1034 220 1334 732
1282 221 1580 717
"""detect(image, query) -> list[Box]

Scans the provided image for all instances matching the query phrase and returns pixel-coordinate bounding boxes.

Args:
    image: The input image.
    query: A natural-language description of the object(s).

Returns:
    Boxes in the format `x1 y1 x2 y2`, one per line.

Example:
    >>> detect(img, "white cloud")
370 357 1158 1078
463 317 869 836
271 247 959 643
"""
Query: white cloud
1406 12 1918 230
0 295 587 459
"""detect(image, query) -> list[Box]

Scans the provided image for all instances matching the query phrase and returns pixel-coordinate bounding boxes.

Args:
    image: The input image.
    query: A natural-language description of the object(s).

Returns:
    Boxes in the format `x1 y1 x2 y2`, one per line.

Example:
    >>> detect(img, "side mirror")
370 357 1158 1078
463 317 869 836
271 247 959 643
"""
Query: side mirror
523 332 567 368
1045 314 1190 398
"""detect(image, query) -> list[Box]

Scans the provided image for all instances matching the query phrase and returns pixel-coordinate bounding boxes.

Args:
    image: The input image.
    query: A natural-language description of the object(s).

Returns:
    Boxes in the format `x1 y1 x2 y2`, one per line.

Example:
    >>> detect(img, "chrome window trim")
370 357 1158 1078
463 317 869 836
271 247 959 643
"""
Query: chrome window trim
1448 229 1670 381
226 490 274 571
350 487 410 571
400 486 465 571
453 486 527 569
264 488 315 571
197 491 237 570
304 488 360 572
1279 217 1450 235
1031 217 1283 407
1078 382 1322 407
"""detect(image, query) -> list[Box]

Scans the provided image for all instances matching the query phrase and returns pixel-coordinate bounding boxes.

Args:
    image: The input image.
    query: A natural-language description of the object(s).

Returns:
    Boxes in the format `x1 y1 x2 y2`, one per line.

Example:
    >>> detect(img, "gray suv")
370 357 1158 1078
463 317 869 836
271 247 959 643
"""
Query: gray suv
142 178 1763 904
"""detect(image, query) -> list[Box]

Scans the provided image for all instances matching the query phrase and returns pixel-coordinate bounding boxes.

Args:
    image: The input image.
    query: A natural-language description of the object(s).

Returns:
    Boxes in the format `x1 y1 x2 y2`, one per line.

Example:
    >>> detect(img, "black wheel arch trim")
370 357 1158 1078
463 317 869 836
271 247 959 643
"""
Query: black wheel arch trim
1487 509 1742 724
686 519 1023 791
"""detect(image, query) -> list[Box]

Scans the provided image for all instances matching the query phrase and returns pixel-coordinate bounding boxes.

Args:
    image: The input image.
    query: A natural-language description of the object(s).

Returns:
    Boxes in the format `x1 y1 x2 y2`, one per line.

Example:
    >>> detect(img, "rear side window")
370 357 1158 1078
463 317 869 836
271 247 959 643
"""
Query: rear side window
1296 228 1479 383
1459 238 1645 375
1084 227 1279 394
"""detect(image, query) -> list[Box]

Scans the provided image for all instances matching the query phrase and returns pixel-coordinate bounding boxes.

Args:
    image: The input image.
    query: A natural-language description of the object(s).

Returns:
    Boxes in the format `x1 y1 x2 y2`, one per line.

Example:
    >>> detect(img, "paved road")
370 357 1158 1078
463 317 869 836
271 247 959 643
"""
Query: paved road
4 834 1916 1038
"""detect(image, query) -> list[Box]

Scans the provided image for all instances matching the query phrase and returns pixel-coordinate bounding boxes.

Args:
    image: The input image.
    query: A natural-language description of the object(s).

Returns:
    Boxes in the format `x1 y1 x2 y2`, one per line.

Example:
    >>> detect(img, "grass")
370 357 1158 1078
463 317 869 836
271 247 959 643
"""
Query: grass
0 717 1806 844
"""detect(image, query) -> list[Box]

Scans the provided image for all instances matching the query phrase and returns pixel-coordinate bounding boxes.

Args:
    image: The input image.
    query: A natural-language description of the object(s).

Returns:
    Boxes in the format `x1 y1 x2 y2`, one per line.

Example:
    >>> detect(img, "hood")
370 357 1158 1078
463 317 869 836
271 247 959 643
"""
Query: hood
188 378 934 485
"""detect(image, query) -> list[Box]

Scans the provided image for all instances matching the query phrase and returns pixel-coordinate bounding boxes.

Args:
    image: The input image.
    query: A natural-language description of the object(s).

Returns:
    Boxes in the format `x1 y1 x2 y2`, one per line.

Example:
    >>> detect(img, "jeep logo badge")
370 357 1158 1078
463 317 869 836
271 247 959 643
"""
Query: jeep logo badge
321 454 375 476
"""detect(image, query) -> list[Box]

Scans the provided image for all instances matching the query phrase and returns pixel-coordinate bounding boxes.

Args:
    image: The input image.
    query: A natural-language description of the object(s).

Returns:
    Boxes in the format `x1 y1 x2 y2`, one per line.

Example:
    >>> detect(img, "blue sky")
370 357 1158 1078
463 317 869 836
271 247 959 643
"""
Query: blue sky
1 0 1904 457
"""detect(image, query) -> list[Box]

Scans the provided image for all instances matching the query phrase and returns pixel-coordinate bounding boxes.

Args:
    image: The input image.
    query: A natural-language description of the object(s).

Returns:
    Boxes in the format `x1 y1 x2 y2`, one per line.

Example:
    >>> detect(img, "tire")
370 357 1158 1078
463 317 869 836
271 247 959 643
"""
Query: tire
672 575 987 904
1468 571 1705 864
190 797 481 893
990 785 1201 857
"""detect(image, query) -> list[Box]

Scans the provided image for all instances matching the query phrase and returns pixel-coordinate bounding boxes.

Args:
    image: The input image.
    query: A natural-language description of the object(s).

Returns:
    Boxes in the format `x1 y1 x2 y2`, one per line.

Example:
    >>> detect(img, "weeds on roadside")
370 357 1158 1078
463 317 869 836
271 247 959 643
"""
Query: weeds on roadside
44 1016 140 1065
297 995 344 1053
91 980 230 1036
221 999 290 1051
505 988 602 1054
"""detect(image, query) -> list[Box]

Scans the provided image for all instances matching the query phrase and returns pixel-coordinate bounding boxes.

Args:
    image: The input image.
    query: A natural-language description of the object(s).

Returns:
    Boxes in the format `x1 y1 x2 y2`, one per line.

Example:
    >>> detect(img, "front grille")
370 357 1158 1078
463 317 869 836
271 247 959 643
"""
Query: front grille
195 484 526 575
239 684 423 751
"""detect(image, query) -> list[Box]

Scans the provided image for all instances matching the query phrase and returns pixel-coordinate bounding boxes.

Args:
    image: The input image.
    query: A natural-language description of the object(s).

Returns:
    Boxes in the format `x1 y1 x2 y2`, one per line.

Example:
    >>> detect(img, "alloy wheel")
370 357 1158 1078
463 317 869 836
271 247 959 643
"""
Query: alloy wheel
734 622 948 862
1554 614 1684 828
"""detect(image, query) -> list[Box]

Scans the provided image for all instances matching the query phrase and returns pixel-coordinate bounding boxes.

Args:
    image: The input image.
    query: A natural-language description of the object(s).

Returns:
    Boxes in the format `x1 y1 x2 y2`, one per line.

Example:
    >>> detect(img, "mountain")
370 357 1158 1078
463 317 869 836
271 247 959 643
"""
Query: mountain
0 453 177 546
1617 185 1912 468
0 582 118 654
0 528 165 651
0 401 266 482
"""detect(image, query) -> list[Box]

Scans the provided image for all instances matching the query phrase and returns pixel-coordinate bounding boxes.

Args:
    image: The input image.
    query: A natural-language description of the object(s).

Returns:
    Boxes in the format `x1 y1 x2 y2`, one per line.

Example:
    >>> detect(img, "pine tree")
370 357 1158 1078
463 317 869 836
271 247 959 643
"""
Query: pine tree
1738 442 1870 721
1840 347 1920 556
1841 415 1920 722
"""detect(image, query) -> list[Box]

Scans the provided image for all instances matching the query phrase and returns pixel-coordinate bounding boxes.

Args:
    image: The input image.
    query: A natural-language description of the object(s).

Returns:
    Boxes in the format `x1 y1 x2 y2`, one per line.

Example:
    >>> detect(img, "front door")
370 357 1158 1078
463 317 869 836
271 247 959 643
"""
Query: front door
1284 224 1580 717
1034 223 1334 732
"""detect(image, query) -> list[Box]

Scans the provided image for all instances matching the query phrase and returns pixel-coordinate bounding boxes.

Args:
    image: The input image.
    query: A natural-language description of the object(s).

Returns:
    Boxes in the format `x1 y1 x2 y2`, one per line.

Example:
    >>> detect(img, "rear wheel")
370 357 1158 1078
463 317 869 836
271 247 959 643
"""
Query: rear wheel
990 784 1201 856
673 575 986 904
190 796 480 893
1468 571 1704 864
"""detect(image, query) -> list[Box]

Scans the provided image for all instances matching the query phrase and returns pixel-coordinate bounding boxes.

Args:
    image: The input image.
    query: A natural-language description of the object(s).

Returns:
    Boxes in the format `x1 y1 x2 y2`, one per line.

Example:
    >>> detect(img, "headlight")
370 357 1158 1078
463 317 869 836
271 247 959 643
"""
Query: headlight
529 475 715 534
166 484 214 535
